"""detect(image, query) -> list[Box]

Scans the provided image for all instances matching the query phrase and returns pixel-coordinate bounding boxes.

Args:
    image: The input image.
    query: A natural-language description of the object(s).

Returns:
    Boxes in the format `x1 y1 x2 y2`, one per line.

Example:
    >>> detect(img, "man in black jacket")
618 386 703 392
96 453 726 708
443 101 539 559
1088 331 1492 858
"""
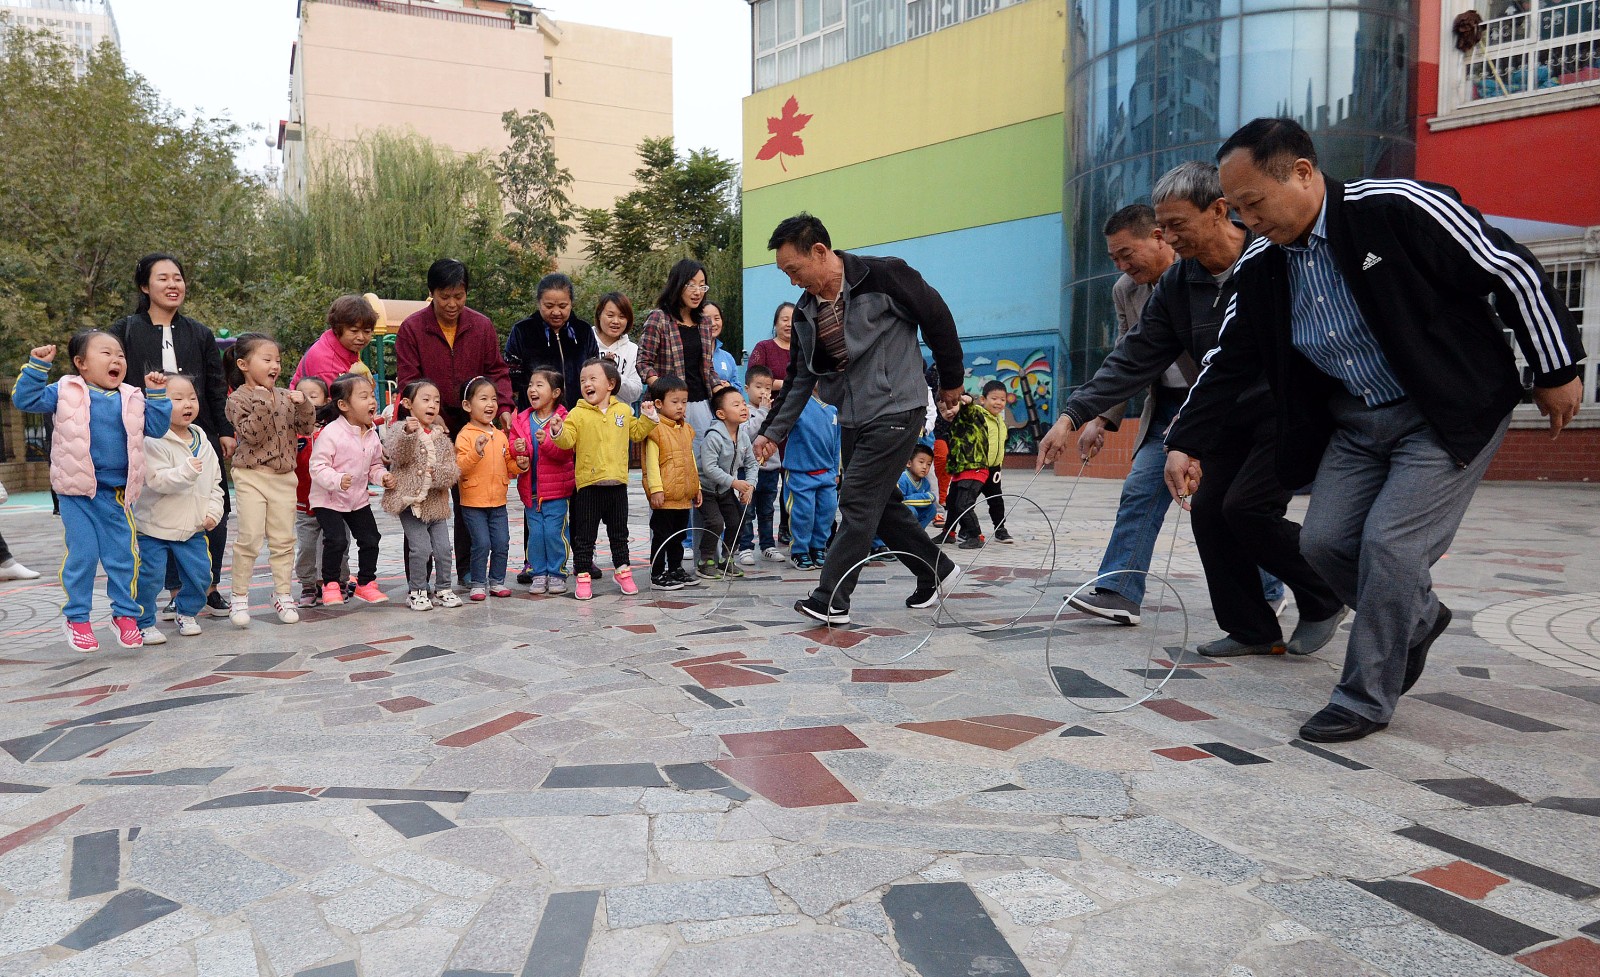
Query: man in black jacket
1040 162 1343 658
1165 118 1585 743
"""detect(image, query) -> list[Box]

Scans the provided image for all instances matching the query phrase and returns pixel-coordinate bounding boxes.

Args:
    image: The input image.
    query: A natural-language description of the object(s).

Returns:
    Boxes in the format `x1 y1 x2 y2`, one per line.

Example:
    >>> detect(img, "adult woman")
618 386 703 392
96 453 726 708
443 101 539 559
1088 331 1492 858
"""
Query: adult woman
395 258 513 581
505 273 598 411
702 300 742 391
110 252 234 616
592 291 643 406
290 294 377 388
637 259 726 440
748 302 795 392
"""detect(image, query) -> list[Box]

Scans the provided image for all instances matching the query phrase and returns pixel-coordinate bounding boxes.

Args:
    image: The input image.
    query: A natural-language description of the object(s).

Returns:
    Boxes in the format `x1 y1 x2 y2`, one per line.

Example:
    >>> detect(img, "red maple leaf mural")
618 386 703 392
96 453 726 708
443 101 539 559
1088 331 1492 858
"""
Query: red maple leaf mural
757 96 812 172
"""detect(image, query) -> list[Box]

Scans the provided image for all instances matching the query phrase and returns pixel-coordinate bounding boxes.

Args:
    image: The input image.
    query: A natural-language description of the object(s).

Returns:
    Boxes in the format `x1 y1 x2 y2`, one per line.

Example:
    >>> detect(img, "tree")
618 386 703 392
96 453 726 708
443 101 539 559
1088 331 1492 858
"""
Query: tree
495 108 575 257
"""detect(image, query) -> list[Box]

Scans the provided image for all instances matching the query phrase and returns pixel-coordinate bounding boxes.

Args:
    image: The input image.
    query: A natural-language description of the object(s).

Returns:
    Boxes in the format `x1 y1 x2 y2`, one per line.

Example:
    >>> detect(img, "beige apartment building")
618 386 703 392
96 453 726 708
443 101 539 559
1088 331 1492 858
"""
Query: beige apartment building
281 0 671 261
0 0 119 71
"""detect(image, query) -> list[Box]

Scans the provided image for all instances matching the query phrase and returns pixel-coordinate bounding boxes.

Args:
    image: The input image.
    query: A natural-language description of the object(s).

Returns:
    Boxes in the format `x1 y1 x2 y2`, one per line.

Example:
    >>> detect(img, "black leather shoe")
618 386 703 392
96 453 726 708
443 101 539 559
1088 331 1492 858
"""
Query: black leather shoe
1299 704 1387 743
1402 603 1452 694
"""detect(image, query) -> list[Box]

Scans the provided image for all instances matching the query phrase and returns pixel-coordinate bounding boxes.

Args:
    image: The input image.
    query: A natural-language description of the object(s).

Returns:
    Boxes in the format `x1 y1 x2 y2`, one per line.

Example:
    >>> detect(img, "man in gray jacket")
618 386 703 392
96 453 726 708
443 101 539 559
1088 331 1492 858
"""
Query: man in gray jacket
754 213 965 624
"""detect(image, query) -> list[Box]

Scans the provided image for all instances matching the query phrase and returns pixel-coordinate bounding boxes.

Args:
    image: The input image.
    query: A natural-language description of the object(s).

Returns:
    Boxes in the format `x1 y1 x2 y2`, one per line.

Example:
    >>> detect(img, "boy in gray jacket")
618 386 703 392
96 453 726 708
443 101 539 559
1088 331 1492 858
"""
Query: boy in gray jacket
696 385 757 579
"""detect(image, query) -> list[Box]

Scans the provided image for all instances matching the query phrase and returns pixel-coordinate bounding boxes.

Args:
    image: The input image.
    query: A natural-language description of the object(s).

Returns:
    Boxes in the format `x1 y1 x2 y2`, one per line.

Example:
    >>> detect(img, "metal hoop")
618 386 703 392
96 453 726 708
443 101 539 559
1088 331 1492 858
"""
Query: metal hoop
626 494 764 622
822 548 941 666
931 491 1059 633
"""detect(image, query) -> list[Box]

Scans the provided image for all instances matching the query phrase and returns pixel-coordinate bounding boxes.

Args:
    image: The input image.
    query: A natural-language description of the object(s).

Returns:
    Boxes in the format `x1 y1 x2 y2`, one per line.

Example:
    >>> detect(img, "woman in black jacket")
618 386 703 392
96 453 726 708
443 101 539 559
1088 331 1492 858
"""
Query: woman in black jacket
109 252 235 615
504 273 598 411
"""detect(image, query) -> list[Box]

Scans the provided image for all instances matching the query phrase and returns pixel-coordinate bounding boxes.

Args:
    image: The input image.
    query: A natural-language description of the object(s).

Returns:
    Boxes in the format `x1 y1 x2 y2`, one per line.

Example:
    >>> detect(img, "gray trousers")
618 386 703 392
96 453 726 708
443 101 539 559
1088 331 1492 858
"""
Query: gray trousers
1301 394 1508 723
295 510 348 591
400 510 453 592
815 408 950 609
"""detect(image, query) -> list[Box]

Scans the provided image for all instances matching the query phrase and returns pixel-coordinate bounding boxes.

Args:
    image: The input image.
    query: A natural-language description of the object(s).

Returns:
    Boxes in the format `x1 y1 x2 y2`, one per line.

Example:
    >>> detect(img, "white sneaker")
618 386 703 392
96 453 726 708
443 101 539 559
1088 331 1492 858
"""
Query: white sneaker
0 558 40 580
141 627 168 645
527 575 548 595
736 549 756 567
230 595 251 628
763 547 786 562
432 589 463 608
273 594 299 624
545 576 568 595
176 615 202 636
408 589 433 611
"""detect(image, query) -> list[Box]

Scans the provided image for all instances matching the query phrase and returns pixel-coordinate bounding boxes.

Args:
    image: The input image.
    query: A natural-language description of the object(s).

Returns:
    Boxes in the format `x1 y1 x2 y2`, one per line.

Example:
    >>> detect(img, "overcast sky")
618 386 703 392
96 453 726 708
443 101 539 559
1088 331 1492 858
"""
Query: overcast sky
112 0 751 176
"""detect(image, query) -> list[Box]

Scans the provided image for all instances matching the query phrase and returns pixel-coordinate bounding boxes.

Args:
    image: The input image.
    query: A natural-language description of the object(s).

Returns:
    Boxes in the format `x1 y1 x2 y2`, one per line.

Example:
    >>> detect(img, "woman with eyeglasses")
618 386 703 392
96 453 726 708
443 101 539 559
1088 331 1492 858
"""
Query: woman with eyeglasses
637 259 728 443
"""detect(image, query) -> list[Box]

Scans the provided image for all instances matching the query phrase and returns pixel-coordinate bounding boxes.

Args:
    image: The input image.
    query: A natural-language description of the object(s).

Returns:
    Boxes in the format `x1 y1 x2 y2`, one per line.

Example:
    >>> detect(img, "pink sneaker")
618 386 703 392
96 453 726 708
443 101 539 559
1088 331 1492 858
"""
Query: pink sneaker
112 616 144 649
614 566 638 596
322 581 345 605
574 572 593 601
65 620 99 653
352 581 388 604
490 584 512 598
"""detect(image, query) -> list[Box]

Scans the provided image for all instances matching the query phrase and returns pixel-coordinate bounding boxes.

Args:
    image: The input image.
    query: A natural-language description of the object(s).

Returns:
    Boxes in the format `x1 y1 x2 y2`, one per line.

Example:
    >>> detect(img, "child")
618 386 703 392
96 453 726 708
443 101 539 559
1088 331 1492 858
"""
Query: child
939 381 1011 549
548 358 657 600
290 294 376 388
510 369 575 595
292 376 347 606
642 375 701 590
384 380 462 611
695 385 757 579
309 373 394 605
13 333 171 651
735 364 785 565
133 374 225 644
226 334 317 627
900 444 938 531
456 377 525 600
781 390 840 571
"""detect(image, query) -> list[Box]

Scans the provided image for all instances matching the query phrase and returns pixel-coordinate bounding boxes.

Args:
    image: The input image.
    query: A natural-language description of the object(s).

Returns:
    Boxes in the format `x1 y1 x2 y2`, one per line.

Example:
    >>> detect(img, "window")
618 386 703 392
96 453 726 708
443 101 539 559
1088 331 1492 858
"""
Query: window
1503 252 1599 412
752 0 845 89
543 56 553 98
1436 1 1600 126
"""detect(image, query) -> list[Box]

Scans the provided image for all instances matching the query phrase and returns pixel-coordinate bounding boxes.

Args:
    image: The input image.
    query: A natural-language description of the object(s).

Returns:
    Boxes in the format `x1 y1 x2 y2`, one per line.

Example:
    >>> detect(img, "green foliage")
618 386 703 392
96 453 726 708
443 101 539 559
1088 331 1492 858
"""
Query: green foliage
495 108 574 256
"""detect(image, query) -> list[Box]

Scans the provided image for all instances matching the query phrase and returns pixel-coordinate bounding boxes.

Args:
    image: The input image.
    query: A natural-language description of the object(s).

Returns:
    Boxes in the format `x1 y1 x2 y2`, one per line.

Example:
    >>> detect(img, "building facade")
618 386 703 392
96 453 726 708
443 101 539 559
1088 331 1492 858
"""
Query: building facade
281 0 671 263
0 0 119 70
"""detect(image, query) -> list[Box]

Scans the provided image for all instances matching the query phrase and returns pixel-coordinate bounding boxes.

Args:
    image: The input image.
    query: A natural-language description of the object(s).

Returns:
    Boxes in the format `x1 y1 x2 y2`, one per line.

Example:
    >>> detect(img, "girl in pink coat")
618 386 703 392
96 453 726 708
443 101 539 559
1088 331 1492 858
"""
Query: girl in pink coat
308 373 394 606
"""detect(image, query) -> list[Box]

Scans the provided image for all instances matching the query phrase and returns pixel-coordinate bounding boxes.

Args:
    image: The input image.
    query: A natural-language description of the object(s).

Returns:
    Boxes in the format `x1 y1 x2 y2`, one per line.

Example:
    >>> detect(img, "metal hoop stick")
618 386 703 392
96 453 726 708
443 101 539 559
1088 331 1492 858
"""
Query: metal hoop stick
627 496 761 622
1050 458 1092 537
931 492 1060 633
1044 568 1190 712
822 548 941 666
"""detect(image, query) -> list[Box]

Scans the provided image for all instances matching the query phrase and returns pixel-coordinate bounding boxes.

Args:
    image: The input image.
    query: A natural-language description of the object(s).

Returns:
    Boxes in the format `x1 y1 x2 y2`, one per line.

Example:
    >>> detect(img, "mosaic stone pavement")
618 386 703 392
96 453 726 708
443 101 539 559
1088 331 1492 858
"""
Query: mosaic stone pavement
2 477 1599 977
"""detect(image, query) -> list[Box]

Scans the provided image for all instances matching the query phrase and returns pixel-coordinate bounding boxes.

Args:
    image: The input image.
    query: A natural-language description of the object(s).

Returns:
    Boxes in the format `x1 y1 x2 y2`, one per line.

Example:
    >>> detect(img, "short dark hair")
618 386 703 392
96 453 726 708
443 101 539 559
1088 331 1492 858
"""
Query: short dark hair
648 374 688 402
327 294 378 334
67 329 117 372
1217 117 1319 181
426 258 470 293
744 364 773 384
767 212 831 253
529 367 564 398
1102 204 1157 238
772 301 795 329
981 380 1007 398
320 372 375 426
710 384 744 415
461 375 499 407
910 443 934 461
581 356 622 396
536 272 574 302
656 259 709 320
595 291 633 328
394 378 440 422
295 374 330 399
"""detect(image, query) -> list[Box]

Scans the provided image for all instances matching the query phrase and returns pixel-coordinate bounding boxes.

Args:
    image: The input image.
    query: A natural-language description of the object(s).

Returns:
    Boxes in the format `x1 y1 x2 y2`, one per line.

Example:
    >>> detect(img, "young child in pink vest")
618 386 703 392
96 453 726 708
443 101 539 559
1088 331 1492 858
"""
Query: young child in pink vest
13 331 172 652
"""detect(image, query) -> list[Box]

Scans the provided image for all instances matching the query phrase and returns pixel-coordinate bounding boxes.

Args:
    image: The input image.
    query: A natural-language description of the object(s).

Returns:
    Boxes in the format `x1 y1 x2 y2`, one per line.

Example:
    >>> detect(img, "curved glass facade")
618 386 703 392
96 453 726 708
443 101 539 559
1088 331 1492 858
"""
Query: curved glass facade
1062 0 1420 393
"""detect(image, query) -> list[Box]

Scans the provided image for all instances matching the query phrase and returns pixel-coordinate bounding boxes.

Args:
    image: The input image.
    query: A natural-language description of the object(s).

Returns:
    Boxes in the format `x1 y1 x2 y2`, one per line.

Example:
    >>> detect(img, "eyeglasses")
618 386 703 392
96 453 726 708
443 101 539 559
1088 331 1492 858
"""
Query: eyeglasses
684 283 710 292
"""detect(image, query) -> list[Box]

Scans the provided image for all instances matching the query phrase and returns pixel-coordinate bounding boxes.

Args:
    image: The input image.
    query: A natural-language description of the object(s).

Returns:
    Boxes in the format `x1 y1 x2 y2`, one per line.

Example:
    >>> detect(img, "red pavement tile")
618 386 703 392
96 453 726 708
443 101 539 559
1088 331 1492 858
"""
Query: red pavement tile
1142 699 1216 722
78 695 113 707
712 752 857 808
368 635 415 644
672 651 749 667
377 696 432 714
11 685 125 703
334 650 387 663
851 668 953 683
1516 938 1600 977
968 714 1065 735
1412 860 1510 900
1153 746 1214 762
349 671 394 683
0 805 84 858
221 671 311 680
437 711 541 748
682 662 780 690
897 720 1037 751
165 675 231 691
720 725 867 758
794 627 870 649
617 624 657 634
858 627 909 637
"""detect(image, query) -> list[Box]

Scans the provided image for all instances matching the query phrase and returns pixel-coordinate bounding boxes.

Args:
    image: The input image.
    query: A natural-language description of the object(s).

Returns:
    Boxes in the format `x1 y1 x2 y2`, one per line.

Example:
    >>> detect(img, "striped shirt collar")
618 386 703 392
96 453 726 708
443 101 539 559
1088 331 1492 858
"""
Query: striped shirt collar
1284 194 1330 252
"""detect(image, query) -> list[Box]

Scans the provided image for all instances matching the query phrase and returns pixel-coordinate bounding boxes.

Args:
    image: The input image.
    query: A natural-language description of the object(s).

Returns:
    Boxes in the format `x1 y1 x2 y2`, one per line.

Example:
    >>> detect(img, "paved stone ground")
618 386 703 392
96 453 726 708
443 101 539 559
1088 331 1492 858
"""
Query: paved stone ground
2 476 1599 977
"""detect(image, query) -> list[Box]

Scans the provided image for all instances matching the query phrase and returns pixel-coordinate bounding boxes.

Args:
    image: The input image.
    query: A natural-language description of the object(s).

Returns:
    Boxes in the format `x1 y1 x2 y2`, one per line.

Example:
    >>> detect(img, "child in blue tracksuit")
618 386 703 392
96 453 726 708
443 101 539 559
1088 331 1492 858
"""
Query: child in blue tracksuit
782 392 840 570
900 443 938 531
13 333 171 652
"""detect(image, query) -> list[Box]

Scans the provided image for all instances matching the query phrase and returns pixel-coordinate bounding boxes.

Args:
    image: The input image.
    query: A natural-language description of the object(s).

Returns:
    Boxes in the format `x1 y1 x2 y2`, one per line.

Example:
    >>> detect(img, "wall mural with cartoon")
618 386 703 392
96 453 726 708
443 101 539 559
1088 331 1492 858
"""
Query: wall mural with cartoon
951 342 1055 455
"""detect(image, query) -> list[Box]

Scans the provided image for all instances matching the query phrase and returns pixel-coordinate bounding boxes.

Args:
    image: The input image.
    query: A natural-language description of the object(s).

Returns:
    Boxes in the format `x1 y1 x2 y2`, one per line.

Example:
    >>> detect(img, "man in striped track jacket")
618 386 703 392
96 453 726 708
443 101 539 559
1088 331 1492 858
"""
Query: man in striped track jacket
1164 117 1585 744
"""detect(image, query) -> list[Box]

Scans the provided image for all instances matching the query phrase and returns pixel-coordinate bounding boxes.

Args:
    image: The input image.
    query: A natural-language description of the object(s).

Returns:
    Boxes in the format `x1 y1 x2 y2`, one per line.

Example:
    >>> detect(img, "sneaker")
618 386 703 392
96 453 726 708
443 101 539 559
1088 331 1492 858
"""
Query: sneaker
273 594 300 624
65 620 99 653
652 571 684 591
408 589 433 611
736 549 756 567
790 554 815 571
489 584 512 598
697 560 725 580
869 544 892 558
229 595 251 628
527 575 548 595
763 546 786 562
343 578 357 601
469 585 487 601
141 627 168 645
322 581 345 606
994 528 1014 544
112 616 143 648
932 513 946 528
159 598 178 621
546 576 568 595
297 587 319 609
615 566 639 595
205 589 230 616
517 569 534 586
575 573 593 601
958 535 984 550
433 589 464 608
907 561 963 609
176 615 203 636
778 531 792 545
936 532 958 545
1197 635 1286 657
1067 589 1141 626
0 557 40 580
794 596 850 625
722 561 744 579
353 581 388 603
671 567 700 588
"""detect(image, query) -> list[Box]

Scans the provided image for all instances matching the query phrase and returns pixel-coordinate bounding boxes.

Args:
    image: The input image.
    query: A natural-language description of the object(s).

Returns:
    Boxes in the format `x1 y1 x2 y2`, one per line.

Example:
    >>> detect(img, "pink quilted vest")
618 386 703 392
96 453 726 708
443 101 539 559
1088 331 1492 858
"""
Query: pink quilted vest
51 375 147 506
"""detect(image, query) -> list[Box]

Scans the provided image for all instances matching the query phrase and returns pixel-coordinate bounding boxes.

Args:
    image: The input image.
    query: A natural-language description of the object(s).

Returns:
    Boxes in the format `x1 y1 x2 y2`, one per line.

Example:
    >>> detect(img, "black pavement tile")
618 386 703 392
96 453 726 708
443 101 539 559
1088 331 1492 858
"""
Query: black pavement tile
1049 667 1127 699
34 722 150 762
1059 726 1105 738
0 781 49 793
1582 919 1600 938
680 685 736 709
69 830 119 899
370 802 456 839
57 888 181 951
48 666 109 688
296 964 358 977
187 791 320 811
982 784 1024 792
541 764 666 789
392 644 456 665
1494 572 1562 585
1288 739 1372 771
713 785 752 801
215 653 295 672
80 767 231 786
882 882 1027 977
1550 685 1600 706
1414 777 1529 807
127 827 140 841
663 762 736 792
1457 666 1491 679
1532 797 1600 818
1126 668 1206 679
319 787 470 803
1396 825 1600 900
1193 742 1271 766
58 693 247 728
1413 693 1566 733
1 730 66 763
682 625 747 636
521 889 600 977
1352 879 1554 955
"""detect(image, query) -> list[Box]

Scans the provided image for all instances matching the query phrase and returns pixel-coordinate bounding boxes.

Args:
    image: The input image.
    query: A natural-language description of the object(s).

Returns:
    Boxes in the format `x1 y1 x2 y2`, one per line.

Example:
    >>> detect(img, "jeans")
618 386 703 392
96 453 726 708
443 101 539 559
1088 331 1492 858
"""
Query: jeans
461 505 509 585
1096 396 1180 605
738 468 783 552
525 498 570 580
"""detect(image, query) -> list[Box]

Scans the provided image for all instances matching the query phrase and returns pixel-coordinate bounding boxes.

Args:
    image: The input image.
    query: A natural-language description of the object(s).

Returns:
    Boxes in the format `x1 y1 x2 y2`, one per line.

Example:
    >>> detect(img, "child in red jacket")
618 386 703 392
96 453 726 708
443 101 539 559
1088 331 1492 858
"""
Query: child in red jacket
510 369 576 594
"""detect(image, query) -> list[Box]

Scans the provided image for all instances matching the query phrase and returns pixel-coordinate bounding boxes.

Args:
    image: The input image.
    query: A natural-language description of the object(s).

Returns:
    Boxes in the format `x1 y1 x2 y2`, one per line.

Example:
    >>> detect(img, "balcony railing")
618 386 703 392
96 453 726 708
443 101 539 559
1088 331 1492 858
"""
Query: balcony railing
313 0 512 31
1461 0 1599 103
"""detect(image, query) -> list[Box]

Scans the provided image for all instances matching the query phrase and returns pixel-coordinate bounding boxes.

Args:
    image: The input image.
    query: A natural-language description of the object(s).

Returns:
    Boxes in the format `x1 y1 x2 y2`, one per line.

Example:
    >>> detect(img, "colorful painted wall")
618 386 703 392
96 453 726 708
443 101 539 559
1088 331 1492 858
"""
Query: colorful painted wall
740 1 1069 451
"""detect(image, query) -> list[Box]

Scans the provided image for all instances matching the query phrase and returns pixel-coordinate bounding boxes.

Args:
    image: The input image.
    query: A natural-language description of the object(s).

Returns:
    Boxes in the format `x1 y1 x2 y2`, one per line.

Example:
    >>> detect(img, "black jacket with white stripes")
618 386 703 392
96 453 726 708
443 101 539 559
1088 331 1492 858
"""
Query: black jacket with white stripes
1165 177 1584 487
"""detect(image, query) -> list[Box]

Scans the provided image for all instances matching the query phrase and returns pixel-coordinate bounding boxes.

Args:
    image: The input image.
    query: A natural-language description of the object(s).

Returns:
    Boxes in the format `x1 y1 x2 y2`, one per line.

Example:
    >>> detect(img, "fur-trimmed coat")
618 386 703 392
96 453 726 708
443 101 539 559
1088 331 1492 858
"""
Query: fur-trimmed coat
382 421 459 521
